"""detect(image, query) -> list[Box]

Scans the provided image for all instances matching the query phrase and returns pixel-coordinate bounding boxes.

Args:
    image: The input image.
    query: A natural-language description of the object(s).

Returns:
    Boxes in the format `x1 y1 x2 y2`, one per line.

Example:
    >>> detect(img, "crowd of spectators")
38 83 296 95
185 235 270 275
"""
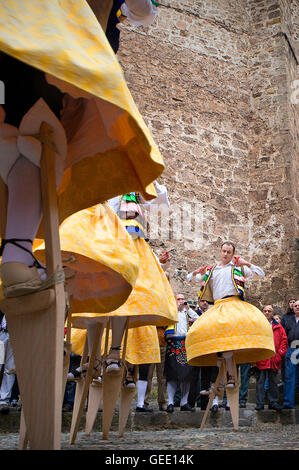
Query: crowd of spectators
0 298 298 415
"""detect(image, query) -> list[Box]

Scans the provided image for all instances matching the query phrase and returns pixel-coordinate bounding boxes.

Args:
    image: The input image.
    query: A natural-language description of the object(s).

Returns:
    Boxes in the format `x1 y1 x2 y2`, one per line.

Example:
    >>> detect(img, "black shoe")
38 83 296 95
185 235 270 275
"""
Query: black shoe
268 404 282 411
210 404 219 414
255 405 264 411
282 405 294 409
180 403 195 412
62 403 73 412
166 404 174 413
135 406 153 413
225 405 230 411
239 403 246 409
0 404 10 415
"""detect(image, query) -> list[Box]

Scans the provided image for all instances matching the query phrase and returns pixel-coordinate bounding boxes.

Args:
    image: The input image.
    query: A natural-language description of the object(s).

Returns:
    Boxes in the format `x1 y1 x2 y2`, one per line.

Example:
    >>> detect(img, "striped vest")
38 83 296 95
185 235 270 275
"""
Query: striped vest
117 193 147 239
198 264 246 302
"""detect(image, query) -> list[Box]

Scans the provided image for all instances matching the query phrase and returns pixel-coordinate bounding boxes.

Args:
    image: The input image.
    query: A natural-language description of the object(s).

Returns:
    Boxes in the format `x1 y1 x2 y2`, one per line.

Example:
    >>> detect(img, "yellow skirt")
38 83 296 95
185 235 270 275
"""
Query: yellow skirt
35 203 139 314
186 296 275 366
74 238 178 328
0 0 164 230
70 325 160 365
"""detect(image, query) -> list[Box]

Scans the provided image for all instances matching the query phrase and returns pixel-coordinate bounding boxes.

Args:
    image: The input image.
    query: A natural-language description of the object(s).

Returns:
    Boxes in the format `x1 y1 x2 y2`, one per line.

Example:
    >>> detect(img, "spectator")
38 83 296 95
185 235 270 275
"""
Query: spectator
281 299 299 409
280 298 296 386
239 362 251 409
0 311 16 414
188 299 210 409
164 293 198 412
285 298 296 316
273 314 282 324
255 305 287 411
63 353 81 412
144 327 168 411
136 364 153 412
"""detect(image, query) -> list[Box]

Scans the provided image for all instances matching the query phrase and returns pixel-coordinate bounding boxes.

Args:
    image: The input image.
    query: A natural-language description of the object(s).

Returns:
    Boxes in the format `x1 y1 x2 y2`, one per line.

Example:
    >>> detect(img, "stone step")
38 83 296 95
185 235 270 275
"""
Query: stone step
0 407 298 434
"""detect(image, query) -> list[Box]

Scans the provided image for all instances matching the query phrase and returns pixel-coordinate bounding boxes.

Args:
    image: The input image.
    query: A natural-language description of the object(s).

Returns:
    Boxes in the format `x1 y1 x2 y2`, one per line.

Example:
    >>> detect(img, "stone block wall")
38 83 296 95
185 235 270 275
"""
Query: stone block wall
117 0 298 310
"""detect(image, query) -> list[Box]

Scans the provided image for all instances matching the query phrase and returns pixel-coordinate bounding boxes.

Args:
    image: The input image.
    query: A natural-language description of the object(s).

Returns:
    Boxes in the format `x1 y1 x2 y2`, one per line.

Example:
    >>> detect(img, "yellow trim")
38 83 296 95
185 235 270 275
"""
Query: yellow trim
198 265 215 299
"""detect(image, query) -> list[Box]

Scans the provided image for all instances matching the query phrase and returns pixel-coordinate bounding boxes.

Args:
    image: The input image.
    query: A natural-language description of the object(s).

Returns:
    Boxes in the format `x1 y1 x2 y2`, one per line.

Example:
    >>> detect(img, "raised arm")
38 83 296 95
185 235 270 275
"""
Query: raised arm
234 257 265 278
122 0 158 26
186 266 208 283
139 181 170 209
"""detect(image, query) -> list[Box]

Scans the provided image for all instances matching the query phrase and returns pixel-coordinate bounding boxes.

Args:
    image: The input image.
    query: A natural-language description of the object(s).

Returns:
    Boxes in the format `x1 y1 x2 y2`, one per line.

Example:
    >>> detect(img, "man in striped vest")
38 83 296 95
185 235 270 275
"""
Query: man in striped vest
186 241 268 392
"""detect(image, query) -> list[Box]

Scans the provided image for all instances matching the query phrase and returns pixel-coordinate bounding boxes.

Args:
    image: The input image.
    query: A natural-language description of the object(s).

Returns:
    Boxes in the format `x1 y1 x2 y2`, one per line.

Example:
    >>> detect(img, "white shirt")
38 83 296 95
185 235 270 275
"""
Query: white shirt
0 315 7 330
166 307 199 338
108 181 170 214
121 0 158 26
187 261 265 301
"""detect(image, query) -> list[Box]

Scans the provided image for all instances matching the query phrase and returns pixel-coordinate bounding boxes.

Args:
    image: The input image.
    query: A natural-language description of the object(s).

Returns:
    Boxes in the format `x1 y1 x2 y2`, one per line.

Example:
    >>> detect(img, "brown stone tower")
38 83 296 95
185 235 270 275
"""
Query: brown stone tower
118 0 299 311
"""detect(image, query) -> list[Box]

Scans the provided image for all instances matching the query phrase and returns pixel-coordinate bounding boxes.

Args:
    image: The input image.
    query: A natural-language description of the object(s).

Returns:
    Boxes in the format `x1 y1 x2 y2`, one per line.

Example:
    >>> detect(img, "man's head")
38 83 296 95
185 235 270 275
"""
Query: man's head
263 305 274 323
293 300 299 317
198 299 209 312
220 241 235 265
176 293 185 311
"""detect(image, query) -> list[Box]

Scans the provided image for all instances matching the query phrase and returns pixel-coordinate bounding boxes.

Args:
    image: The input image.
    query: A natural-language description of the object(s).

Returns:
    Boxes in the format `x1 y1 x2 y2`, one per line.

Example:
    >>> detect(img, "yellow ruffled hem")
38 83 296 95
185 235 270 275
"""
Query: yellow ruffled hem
186 296 275 366
34 203 139 314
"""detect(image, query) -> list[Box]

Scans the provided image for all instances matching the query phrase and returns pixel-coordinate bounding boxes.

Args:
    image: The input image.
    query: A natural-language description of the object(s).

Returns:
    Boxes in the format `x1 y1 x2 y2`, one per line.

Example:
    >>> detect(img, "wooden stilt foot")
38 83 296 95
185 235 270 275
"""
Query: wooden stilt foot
69 322 104 444
4 287 65 449
118 365 138 437
102 319 129 440
102 366 123 440
18 409 29 450
85 379 103 436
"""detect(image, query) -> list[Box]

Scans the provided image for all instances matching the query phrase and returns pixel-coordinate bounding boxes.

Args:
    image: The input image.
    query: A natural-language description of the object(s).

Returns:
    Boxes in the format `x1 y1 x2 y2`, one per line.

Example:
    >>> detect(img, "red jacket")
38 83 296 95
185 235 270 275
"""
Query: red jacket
257 321 288 371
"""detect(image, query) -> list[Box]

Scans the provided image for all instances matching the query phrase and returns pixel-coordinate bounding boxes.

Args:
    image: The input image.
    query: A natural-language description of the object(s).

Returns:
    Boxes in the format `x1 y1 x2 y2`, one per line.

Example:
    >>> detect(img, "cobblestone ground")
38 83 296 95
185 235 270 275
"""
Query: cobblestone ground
0 427 298 450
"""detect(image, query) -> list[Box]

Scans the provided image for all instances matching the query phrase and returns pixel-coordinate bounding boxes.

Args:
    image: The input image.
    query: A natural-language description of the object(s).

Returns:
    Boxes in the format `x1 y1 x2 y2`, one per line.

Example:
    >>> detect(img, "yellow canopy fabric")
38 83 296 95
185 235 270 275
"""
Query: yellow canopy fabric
186 296 275 366
35 202 140 314
71 238 178 327
0 0 163 228
70 325 161 365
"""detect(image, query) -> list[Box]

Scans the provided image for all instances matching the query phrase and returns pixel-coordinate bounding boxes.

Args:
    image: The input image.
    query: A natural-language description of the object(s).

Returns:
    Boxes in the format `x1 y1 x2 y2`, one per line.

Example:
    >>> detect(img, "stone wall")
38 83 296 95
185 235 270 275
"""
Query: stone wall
117 0 298 311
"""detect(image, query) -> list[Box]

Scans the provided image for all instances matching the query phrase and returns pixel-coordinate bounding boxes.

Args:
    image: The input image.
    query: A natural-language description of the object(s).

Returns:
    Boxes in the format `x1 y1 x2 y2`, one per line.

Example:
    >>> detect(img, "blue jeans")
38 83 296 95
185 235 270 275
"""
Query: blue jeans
239 363 250 405
283 348 299 408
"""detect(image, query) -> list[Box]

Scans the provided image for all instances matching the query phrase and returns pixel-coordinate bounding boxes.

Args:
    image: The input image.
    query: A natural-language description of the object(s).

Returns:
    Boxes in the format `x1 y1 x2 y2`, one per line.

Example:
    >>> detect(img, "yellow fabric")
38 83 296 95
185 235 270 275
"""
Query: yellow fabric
186 296 275 366
126 326 160 364
35 202 139 314
0 0 164 230
70 325 161 365
71 238 178 328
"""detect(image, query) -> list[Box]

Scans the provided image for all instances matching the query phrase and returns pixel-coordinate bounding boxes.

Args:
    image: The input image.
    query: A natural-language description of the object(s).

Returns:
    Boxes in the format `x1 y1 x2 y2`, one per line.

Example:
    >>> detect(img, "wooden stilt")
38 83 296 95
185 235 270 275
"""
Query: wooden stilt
84 319 110 436
199 360 224 432
118 363 138 437
224 355 239 431
0 122 65 449
199 354 239 432
102 318 129 440
69 321 104 444
63 300 72 391
85 379 103 436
